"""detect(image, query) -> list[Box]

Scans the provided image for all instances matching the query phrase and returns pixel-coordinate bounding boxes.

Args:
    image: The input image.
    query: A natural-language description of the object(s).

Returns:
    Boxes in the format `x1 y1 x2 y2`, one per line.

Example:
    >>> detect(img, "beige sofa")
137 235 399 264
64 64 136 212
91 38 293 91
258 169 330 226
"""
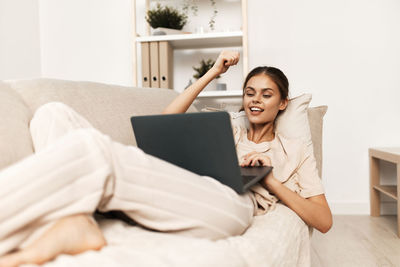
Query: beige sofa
0 79 327 267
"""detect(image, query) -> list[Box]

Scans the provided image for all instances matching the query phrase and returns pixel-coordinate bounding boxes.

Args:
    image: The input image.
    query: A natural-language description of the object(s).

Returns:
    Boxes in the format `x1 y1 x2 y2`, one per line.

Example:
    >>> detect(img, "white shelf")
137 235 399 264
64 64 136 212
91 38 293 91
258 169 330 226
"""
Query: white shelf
197 90 243 98
136 31 243 49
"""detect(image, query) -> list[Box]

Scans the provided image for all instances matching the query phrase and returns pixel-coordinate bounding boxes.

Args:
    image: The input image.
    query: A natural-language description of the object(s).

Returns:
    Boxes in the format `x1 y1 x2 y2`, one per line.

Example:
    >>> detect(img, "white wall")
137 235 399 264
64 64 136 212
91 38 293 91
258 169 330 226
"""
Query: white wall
0 0 41 80
38 0 133 86
248 0 400 214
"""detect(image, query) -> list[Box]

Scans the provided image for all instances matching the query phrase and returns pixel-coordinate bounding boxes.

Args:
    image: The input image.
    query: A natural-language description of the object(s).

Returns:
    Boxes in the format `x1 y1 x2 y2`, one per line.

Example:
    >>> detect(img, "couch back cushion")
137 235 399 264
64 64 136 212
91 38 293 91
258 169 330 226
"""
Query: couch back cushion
308 106 327 178
8 79 198 148
2 78 327 177
0 82 34 170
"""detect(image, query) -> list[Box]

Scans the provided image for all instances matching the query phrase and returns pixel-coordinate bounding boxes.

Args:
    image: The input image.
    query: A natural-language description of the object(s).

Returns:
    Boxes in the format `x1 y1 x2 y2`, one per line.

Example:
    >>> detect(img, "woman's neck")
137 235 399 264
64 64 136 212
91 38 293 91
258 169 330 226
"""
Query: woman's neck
247 122 275 144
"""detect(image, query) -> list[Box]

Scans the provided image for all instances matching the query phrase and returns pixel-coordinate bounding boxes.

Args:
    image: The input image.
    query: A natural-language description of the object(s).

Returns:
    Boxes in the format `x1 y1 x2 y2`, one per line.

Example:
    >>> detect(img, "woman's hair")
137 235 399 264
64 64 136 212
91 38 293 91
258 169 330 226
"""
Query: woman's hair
239 66 289 112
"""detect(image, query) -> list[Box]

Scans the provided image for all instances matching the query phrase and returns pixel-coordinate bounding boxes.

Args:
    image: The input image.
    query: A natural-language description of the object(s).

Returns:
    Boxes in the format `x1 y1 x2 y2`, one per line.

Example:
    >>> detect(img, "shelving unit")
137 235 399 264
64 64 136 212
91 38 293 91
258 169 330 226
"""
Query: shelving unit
135 31 243 49
369 147 400 237
132 0 248 98
197 89 243 98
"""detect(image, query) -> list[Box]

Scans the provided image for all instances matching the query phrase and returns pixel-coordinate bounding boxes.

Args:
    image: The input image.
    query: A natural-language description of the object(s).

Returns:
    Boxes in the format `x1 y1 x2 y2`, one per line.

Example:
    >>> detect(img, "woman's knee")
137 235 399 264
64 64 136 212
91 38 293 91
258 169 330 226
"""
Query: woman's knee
225 212 253 237
30 102 71 129
65 128 112 156
33 102 71 119
224 198 254 237
203 205 253 239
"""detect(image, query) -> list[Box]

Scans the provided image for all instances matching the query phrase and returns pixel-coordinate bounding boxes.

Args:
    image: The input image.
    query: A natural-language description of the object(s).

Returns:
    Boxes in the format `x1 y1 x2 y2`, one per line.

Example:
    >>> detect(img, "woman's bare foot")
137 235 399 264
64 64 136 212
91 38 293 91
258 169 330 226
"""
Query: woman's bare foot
0 214 106 267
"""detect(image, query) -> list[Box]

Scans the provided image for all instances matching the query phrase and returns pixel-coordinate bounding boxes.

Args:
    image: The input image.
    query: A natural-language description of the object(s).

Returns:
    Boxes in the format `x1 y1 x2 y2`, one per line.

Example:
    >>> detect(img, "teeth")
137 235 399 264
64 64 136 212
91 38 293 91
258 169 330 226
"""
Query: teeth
250 107 262 111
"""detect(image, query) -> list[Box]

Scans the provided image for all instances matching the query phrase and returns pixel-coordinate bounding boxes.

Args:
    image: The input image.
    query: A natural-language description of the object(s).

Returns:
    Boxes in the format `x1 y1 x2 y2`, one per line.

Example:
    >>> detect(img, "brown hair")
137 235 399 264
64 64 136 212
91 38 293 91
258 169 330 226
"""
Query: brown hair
239 66 289 112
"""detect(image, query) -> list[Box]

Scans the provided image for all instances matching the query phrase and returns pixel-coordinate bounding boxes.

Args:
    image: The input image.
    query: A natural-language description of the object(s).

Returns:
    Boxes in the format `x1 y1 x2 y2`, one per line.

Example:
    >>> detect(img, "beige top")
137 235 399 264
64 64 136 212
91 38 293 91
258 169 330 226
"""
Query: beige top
229 111 325 215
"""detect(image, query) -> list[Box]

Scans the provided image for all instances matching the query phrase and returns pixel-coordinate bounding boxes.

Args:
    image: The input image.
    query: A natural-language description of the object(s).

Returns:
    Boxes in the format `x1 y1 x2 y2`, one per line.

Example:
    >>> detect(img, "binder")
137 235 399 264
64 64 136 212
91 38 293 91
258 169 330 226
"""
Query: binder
141 42 150 87
149 42 160 88
158 41 173 89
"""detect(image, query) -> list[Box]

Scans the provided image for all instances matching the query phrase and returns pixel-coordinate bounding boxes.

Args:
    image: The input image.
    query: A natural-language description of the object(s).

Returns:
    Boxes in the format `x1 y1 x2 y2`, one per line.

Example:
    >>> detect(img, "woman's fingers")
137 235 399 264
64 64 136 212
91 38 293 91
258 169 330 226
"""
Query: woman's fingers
242 154 261 166
212 51 240 75
223 57 234 67
250 157 263 166
229 54 239 65
232 55 239 65
221 51 239 66
242 152 258 163
248 154 259 165
241 153 271 167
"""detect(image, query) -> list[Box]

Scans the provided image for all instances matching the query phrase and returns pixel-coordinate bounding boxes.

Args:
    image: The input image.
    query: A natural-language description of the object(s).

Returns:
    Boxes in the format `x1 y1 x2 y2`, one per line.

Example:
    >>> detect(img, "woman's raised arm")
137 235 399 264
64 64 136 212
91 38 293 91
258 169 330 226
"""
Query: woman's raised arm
162 51 240 114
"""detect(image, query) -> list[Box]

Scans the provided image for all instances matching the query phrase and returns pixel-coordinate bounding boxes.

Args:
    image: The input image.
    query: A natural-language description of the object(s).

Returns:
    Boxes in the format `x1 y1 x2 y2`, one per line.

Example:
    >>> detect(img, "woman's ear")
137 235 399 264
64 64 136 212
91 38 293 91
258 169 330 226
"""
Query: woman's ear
279 98 288 111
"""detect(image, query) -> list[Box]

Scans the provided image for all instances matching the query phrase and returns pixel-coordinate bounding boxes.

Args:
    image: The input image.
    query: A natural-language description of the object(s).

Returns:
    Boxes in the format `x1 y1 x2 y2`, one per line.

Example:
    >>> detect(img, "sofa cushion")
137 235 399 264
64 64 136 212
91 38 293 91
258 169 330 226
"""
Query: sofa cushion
275 94 313 150
0 82 34 170
7 79 198 147
308 105 328 178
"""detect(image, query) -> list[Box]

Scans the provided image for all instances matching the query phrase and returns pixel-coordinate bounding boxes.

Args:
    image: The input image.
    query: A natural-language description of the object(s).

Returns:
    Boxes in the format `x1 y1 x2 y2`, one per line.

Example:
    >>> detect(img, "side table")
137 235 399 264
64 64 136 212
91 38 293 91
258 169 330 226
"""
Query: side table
369 147 400 237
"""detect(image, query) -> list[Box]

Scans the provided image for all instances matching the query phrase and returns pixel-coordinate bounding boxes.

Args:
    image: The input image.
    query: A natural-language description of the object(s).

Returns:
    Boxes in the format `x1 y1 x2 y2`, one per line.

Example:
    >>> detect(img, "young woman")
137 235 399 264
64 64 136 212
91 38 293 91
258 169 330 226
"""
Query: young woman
0 51 332 267
163 50 332 228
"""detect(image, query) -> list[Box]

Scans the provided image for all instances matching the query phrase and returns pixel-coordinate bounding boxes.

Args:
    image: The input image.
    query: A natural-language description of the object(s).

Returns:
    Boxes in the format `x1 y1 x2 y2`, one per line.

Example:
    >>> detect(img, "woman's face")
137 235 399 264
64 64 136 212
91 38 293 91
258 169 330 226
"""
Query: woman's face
242 74 288 125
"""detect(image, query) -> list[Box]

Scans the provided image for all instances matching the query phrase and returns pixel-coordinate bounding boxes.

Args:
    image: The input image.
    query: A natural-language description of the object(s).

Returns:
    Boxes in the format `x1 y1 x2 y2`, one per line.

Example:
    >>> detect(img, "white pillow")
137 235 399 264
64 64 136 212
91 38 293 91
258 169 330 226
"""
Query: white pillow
275 93 313 149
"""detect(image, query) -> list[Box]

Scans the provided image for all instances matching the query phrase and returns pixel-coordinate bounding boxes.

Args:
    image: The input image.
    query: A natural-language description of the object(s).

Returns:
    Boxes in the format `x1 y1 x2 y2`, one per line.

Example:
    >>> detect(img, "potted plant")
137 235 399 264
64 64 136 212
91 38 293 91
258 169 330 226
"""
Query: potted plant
192 59 222 91
183 0 218 31
146 4 188 35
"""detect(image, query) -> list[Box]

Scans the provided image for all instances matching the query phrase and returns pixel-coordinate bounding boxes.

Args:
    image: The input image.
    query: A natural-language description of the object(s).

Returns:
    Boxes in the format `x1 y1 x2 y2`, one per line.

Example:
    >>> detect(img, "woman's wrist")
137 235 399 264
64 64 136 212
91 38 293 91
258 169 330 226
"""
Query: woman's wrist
262 173 280 193
194 68 218 89
208 67 221 79
186 68 219 95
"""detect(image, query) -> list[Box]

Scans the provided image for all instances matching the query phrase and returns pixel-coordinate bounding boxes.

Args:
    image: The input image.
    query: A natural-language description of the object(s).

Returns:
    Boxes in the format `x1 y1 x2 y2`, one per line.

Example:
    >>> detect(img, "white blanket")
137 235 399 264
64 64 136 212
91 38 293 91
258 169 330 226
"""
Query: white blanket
26 204 310 267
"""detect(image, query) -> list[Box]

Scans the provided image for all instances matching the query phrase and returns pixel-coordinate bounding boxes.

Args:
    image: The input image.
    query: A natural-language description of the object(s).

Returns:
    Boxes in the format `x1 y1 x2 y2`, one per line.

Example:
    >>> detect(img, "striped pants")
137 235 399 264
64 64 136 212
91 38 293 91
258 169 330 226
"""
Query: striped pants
0 102 255 255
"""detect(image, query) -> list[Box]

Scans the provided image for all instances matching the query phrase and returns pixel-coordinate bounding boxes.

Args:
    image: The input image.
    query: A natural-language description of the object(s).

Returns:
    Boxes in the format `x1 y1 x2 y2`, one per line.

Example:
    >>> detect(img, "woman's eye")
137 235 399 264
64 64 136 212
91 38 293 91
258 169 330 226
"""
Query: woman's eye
246 93 254 96
263 95 271 98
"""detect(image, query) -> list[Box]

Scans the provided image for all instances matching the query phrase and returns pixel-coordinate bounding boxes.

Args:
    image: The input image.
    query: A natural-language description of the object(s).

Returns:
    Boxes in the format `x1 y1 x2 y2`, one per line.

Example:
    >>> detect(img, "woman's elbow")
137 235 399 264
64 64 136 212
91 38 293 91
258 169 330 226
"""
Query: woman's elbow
317 214 333 234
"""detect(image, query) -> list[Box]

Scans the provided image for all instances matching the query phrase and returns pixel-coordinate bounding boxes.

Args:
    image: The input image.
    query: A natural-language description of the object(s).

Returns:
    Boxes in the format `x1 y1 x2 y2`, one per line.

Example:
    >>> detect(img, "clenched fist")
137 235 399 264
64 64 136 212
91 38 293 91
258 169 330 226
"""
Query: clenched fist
211 50 240 76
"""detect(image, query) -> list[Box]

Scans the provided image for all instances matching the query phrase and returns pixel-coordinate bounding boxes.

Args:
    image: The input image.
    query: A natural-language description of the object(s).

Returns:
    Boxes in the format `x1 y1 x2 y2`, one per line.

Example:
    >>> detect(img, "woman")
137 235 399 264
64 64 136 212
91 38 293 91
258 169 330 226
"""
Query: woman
0 51 332 267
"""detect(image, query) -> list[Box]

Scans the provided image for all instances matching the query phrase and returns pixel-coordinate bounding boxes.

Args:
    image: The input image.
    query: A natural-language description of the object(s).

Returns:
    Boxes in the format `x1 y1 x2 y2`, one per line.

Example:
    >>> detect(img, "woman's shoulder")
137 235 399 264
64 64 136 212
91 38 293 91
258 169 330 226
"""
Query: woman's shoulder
275 133 314 160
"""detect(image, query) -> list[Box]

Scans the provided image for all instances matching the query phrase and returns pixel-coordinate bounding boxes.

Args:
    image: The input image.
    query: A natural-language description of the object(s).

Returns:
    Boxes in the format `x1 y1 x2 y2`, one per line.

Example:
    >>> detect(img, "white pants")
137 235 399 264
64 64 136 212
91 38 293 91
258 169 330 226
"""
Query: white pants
0 102 255 255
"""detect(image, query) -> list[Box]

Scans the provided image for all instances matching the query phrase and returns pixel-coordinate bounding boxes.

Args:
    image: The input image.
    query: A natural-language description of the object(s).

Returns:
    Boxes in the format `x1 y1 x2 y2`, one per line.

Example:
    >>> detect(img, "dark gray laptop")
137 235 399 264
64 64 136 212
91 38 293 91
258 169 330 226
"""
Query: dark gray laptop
130 111 272 194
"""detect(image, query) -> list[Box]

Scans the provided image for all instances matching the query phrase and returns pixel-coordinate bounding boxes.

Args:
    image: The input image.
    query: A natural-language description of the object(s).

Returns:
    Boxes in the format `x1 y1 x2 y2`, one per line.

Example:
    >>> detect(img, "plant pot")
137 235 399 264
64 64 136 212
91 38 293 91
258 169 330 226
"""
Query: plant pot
216 83 227 91
151 27 190 36
204 79 217 91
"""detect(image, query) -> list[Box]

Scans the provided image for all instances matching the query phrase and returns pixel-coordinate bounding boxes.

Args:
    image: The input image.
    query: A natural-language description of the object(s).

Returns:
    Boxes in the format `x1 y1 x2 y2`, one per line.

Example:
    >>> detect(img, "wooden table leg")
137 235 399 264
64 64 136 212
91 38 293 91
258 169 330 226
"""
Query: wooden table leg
397 163 400 237
370 155 380 216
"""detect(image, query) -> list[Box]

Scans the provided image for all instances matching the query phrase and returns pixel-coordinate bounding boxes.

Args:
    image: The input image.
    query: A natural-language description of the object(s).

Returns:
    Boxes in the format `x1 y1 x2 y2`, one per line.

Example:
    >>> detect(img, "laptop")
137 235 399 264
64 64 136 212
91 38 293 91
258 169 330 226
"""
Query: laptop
130 111 272 194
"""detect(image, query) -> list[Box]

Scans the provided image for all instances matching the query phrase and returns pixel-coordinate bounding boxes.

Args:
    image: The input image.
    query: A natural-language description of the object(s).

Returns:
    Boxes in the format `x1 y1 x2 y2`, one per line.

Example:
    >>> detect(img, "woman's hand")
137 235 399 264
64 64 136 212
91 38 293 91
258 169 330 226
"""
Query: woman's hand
211 50 240 76
240 151 271 167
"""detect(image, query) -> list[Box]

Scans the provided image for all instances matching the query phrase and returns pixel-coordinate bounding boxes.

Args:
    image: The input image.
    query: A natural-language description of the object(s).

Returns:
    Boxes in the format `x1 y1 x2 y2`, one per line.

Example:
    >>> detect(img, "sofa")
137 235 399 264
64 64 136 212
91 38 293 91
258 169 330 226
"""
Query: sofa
0 79 327 267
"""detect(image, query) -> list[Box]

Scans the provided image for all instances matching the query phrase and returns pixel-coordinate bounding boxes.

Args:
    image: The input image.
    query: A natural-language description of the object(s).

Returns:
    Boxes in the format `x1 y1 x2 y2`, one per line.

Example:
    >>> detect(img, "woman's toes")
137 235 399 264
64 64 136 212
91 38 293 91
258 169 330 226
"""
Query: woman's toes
0 251 26 267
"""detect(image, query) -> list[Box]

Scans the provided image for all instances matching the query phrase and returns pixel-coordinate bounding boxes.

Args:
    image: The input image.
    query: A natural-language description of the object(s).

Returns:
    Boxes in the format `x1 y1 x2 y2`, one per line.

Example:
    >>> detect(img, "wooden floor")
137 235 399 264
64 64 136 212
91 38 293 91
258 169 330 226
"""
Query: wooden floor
311 215 400 267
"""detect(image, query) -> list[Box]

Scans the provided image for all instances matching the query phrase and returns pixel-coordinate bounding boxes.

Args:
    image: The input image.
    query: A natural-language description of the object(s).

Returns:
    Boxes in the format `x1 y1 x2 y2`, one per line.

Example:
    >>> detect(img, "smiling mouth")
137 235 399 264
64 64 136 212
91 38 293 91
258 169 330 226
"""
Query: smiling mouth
249 107 264 114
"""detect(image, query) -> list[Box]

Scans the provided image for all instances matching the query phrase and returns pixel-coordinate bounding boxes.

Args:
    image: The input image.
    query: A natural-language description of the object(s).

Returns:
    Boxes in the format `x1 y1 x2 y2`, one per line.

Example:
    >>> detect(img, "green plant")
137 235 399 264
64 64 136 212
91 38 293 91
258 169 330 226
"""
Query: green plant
146 3 188 30
193 59 220 79
183 0 218 31
209 0 218 31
